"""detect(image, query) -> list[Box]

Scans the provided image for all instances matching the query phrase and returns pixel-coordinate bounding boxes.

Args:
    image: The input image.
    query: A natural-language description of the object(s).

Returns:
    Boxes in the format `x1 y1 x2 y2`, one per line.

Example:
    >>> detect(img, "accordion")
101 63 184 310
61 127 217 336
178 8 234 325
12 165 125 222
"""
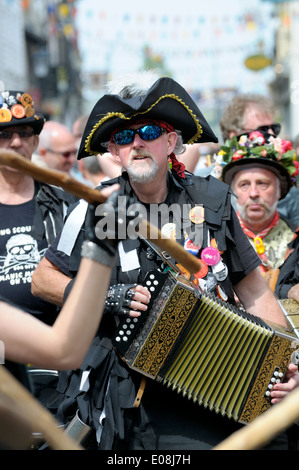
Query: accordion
112 270 299 424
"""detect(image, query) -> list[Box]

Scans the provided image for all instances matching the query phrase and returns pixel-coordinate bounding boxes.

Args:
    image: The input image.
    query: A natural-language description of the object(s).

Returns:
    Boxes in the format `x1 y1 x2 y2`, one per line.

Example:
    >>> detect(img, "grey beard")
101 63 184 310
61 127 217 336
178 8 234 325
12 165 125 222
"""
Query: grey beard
127 160 159 183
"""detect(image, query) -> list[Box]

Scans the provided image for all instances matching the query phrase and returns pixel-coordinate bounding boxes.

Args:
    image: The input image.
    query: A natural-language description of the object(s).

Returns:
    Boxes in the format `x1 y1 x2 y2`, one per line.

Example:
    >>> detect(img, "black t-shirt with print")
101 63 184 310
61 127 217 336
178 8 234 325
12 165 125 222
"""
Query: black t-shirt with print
0 198 58 325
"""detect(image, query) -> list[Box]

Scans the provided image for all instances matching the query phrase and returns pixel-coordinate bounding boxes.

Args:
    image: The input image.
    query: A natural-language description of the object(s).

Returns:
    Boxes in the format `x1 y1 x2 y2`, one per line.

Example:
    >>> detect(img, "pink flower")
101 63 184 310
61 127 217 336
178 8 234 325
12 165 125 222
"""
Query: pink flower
261 149 267 157
248 131 265 145
269 136 284 155
294 160 299 176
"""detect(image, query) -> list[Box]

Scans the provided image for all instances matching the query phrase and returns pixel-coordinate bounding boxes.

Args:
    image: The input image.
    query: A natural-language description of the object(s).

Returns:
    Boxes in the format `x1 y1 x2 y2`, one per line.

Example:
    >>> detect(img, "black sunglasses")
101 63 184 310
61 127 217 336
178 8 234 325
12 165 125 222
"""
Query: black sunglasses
256 124 281 136
0 129 34 139
113 125 166 145
243 123 281 137
46 148 77 158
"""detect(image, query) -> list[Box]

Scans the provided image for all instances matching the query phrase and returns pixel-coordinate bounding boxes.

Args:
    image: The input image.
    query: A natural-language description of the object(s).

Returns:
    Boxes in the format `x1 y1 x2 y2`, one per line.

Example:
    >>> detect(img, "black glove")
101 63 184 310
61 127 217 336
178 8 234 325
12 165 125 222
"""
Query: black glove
104 283 137 316
82 190 142 265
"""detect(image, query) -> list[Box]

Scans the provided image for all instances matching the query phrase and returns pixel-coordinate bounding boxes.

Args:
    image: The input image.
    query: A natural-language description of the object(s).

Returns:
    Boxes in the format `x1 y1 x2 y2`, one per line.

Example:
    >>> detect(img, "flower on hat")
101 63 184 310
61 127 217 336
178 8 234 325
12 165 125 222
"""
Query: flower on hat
248 131 265 145
269 135 293 157
238 135 247 145
232 149 246 161
294 160 299 177
219 132 297 177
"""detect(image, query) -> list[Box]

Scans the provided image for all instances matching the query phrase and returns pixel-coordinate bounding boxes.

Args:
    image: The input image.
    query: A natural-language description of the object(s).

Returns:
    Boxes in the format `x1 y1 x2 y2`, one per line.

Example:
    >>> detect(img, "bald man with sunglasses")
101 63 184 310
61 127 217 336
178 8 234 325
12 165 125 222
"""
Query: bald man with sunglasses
32 73 299 451
36 120 77 174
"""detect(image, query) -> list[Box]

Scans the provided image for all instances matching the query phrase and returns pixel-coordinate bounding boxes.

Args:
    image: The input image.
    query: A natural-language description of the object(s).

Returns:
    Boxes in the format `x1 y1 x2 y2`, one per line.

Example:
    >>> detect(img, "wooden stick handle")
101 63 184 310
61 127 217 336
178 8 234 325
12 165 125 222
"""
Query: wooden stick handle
139 220 201 274
0 149 202 274
214 387 299 450
0 365 82 450
0 149 105 203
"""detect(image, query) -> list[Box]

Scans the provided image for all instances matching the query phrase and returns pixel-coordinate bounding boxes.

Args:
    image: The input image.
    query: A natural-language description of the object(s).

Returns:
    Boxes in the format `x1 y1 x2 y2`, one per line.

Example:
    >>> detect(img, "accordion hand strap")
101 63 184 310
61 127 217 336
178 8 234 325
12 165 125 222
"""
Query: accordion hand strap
133 377 147 408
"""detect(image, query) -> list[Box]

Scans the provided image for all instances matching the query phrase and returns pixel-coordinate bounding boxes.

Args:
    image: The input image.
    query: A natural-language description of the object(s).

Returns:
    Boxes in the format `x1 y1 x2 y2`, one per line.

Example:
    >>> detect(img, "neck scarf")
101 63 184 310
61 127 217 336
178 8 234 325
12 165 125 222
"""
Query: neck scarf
168 152 186 179
237 210 280 270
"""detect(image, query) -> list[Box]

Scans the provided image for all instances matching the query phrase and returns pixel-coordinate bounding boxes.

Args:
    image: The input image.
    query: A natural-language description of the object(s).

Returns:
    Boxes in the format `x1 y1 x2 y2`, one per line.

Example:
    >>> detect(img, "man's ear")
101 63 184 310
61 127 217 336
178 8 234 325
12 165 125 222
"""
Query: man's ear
33 135 40 153
167 131 178 155
108 143 121 162
77 159 85 174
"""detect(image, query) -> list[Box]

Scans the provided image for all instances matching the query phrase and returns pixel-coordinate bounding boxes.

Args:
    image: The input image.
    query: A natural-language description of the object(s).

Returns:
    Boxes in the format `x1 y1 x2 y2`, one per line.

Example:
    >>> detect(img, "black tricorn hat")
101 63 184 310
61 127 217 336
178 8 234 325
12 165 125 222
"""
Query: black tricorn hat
0 90 45 135
77 76 218 158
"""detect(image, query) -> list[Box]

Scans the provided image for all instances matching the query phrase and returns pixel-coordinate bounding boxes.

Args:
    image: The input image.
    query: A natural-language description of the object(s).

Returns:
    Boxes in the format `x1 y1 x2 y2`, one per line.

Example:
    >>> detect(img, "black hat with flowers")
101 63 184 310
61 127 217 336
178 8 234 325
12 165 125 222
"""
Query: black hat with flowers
77 75 218 159
0 90 45 135
220 131 298 199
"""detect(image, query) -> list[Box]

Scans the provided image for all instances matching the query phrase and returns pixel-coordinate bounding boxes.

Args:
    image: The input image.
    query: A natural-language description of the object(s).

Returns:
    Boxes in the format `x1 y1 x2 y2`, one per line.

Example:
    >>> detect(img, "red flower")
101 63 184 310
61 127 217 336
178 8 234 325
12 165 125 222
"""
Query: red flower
281 139 293 153
232 150 245 161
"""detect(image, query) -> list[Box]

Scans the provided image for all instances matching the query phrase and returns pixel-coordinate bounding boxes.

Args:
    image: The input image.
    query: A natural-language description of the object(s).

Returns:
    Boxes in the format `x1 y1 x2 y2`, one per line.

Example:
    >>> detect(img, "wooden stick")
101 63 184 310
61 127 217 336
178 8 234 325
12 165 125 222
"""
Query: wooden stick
214 387 299 450
0 365 82 450
0 390 33 449
138 220 201 273
0 149 105 203
0 149 202 274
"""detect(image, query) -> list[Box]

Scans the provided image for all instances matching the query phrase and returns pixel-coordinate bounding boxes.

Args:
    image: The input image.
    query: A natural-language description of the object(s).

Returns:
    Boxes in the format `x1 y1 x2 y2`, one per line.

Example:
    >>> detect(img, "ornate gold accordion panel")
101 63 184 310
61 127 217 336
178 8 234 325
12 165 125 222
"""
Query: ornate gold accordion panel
113 271 299 424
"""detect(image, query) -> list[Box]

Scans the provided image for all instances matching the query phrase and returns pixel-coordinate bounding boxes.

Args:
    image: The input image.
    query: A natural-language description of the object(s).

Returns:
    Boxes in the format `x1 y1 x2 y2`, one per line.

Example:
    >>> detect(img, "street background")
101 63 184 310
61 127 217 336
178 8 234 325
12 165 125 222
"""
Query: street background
1 0 298 141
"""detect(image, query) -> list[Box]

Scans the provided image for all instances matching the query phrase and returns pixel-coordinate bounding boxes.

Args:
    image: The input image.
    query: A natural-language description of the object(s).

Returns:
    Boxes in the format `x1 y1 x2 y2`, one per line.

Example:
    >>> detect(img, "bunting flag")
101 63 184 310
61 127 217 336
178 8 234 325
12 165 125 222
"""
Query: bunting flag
77 2 278 91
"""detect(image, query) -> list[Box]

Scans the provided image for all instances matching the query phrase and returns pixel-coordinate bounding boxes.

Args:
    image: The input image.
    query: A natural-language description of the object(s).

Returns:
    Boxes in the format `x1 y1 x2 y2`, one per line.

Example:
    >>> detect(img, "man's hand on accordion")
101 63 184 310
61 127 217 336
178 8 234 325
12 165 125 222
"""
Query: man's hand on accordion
270 363 299 404
104 283 151 317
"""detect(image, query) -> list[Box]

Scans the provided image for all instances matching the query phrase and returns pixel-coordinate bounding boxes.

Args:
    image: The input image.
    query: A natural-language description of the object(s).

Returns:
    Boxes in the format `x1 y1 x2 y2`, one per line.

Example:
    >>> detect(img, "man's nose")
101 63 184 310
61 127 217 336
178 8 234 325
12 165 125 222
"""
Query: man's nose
9 132 22 145
249 184 259 197
132 133 144 147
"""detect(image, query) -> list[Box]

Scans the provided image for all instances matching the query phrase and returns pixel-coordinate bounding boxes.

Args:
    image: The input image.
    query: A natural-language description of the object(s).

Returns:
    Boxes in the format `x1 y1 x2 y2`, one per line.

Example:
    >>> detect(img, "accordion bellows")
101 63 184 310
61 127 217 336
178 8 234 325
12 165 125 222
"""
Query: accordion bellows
113 271 299 424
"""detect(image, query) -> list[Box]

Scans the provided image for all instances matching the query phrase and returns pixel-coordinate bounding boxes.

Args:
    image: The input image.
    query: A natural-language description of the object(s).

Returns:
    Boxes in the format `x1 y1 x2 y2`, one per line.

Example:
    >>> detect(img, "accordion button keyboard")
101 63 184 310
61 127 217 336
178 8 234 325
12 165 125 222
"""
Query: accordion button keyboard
112 270 169 352
115 317 139 343
265 367 283 398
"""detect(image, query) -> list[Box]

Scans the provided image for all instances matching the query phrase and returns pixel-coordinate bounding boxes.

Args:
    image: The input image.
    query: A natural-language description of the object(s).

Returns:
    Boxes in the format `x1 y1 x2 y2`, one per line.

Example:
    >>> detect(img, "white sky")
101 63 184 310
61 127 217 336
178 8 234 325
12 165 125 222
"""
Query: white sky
75 0 277 96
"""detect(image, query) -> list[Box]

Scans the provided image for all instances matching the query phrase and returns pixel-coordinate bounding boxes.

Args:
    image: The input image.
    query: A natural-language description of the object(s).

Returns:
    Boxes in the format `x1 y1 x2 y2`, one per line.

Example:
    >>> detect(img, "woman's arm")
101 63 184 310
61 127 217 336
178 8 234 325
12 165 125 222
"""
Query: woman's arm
0 185 127 370
0 258 111 369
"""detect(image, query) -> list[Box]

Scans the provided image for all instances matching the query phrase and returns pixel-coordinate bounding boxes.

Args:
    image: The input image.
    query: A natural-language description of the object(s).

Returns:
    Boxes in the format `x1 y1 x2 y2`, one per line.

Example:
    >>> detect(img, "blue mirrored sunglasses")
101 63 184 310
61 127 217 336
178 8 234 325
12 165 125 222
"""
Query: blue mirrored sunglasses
113 125 166 145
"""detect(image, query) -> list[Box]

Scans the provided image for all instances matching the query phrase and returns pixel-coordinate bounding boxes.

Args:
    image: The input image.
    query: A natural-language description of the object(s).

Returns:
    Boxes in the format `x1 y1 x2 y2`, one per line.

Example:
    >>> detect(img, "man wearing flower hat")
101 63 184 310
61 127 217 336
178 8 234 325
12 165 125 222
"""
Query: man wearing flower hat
219 92 299 227
0 90 77 391
220 131 299 292
32 73 298 450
